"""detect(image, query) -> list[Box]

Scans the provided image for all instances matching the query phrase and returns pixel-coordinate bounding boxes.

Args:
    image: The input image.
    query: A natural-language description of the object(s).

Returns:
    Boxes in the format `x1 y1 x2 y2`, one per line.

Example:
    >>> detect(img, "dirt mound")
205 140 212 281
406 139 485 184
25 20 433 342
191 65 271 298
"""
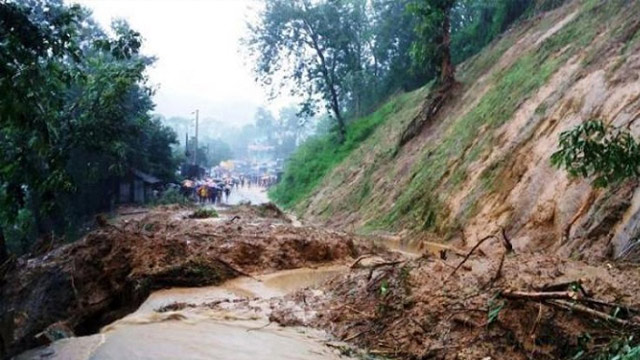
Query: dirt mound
271 247 640 359
0 205 379 359
228 202 291 222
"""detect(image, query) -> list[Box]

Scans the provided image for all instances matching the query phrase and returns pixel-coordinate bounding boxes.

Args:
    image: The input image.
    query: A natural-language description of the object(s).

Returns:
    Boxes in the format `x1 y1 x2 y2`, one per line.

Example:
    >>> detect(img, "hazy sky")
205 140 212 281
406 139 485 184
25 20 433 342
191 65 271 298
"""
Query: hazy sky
69 0 289 126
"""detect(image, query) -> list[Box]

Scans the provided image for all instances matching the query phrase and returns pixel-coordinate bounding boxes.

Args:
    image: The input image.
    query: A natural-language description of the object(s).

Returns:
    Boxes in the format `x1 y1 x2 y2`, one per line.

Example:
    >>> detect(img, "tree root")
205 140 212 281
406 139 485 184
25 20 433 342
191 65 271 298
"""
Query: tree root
395 82 455 152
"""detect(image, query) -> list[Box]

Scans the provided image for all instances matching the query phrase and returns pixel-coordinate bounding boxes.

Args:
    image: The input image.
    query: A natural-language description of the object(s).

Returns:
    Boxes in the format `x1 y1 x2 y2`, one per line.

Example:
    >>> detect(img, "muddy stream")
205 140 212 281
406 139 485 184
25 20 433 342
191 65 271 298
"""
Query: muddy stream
16 225 439 360
17 266 350 360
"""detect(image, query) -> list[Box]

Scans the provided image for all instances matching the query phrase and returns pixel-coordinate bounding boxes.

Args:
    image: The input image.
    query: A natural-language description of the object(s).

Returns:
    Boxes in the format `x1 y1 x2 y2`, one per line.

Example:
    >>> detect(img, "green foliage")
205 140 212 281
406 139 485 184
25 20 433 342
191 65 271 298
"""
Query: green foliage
450 0 537 64
189 208 219 219
572 335 640 360
269 96 401 208
379 279 390 296
152 188 190 206
486 293 505 325
552 120 640 188
246 0 431 141
0 0 178 256
409 0 456 82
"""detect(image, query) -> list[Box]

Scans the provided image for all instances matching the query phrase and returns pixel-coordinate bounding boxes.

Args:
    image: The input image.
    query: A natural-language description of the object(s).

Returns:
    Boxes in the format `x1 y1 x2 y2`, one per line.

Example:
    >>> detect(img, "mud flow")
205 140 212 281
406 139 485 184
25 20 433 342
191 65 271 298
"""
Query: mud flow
16 266 350 360
2 204 390 359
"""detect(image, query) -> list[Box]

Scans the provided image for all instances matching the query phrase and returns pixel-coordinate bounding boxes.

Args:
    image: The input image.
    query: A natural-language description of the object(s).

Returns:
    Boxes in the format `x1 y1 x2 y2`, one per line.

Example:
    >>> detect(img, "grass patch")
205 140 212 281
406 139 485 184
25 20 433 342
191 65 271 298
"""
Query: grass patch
189 208 218 219
269 89 422 209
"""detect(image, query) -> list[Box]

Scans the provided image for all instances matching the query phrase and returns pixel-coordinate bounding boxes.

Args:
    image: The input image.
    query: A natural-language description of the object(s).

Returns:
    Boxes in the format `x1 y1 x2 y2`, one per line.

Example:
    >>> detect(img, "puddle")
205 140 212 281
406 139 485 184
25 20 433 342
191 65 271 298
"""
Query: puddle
379 235 453 258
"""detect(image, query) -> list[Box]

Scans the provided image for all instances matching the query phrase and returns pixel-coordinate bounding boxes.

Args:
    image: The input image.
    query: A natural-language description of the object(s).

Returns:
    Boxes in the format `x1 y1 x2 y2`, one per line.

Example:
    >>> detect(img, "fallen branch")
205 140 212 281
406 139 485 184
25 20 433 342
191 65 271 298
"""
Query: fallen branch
410 318 430 334
538 279 589 297
0 254 16 279
226 215 241 224
578 298 640 315
369 260 405 270
119 210 149 216
343 329 370 342
499 226 514 254
547 299 637 327
350 254 374 269
530 302 544 335
501 290 581 301
447 234 497 281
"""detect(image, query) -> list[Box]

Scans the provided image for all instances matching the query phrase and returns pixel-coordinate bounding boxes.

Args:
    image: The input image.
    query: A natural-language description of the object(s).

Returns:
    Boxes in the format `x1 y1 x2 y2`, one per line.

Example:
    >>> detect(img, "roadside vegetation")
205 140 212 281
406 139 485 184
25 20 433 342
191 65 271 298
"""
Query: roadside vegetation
0 1 180 261
270 94 410 208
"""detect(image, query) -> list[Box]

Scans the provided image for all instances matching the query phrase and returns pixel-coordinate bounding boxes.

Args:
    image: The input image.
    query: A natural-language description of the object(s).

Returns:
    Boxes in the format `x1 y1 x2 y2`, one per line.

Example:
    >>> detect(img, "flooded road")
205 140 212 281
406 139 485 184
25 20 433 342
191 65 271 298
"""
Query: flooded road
18 266 349 360
224 186 270 206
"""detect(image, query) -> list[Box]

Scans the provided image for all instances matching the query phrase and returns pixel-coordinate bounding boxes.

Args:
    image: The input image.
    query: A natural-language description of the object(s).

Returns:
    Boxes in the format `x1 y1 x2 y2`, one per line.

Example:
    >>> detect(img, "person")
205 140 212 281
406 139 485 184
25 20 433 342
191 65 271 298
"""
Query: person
224 183 231 202
207 183 217 204
216 184 224 204
197 185 208 204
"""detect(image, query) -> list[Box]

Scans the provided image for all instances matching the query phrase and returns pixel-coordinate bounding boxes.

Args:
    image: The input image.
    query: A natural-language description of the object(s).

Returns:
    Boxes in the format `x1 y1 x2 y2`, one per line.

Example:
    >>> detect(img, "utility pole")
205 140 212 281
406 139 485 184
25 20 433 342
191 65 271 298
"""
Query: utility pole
193 109 199 166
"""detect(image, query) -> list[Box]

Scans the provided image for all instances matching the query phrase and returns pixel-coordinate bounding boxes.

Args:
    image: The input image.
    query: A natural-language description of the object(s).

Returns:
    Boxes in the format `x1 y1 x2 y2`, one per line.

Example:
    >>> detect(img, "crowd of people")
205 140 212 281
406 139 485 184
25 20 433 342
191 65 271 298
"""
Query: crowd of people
179 174 276 204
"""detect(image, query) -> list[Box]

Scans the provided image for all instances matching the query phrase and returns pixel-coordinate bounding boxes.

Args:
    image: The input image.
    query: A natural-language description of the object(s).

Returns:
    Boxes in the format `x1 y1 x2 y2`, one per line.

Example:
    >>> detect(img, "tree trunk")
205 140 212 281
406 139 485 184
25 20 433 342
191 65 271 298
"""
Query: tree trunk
440 7 455 85
0 226 7 264
301 16 346 144
333 105 346 143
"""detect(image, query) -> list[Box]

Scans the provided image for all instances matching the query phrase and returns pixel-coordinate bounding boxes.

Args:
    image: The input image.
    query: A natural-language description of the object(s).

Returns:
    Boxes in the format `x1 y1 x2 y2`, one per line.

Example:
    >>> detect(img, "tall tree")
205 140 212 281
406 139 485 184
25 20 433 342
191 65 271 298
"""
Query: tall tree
0 0 177 257
409 0 457 85
246 0 355 142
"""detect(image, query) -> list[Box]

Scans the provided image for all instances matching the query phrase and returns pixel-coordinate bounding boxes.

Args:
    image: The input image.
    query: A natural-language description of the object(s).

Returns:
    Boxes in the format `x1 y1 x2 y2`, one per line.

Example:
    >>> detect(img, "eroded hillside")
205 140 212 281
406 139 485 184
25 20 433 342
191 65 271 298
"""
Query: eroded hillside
296 0 640 261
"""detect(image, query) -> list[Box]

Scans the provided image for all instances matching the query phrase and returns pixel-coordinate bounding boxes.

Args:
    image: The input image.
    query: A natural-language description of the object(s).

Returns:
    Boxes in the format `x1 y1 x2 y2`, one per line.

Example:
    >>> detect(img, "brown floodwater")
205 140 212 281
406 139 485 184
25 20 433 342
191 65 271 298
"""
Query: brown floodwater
16 266 348 360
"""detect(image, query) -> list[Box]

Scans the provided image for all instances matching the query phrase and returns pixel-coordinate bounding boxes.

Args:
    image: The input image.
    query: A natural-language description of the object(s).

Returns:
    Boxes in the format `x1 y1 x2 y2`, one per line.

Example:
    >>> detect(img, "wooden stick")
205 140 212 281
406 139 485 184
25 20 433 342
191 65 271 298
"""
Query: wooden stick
350 254 373 269
530 302 544 335
343 329 370 342
547 300 636 327
447 235 496 281
500 226 514 253
501 290 580 301
538 279 583 292
577 298 640 315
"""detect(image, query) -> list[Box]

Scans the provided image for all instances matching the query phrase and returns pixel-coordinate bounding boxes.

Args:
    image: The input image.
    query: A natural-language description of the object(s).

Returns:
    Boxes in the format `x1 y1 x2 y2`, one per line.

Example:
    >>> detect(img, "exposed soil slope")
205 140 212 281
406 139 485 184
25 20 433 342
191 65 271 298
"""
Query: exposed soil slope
0 205 381 359
297 0 640 262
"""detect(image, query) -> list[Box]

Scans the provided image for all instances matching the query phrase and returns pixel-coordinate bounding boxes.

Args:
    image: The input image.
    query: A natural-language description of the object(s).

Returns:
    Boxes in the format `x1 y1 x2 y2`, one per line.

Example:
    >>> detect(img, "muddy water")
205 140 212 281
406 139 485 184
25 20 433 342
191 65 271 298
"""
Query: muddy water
18 266 348 360
378 234 454 257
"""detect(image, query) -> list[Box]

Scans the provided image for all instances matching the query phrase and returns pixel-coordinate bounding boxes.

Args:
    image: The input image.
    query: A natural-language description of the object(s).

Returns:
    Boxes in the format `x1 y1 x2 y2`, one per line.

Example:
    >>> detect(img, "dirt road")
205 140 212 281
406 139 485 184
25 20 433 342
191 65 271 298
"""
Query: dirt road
224 186 270 206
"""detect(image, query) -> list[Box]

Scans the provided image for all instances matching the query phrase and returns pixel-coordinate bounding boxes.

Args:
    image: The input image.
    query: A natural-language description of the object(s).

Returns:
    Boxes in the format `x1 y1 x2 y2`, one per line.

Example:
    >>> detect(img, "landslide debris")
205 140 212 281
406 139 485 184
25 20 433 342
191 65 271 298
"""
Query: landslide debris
0 204 382 359
270 243 640 359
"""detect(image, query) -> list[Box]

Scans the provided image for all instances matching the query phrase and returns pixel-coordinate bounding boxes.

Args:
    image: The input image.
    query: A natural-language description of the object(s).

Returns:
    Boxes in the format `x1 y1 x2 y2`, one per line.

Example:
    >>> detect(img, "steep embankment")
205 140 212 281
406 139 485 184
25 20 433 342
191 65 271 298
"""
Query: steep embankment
295 0 640 261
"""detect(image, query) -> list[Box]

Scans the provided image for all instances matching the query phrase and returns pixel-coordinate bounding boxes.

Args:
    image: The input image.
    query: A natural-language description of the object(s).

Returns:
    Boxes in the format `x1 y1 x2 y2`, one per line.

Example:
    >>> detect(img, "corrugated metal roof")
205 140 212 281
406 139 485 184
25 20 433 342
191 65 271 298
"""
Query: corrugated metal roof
132 169 161 184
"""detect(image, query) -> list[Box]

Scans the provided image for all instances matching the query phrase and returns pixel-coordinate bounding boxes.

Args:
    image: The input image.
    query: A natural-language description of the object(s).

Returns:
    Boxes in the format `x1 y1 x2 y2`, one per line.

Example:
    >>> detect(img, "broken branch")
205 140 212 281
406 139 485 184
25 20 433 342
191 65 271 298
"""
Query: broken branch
500 290 581 301
547 300 637 327
447 234 497 281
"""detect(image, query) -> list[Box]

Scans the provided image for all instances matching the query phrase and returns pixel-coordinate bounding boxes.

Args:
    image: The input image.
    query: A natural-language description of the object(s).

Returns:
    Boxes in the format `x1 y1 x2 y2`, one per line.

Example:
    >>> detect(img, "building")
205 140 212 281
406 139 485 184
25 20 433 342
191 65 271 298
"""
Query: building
118 169 161 204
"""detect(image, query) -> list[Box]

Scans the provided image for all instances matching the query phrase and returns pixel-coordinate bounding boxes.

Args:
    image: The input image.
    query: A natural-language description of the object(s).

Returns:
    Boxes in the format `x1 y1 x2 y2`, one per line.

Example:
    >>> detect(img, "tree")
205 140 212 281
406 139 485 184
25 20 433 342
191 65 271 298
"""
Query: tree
246 0 362 143
409 0 457 85
370 0 432 94
0 0 177 257
255 107 276 142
